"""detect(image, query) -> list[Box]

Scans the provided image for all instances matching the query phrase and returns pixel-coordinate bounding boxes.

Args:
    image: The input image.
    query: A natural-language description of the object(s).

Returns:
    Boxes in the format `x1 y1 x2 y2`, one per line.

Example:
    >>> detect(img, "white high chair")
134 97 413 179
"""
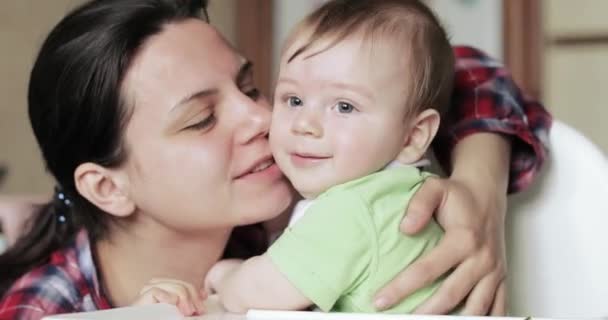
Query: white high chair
506 120 608 317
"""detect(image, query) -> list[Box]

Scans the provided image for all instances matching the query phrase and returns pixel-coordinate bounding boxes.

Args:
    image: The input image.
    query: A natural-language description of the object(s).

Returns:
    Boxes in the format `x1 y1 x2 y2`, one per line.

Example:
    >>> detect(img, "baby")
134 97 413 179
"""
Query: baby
140 0 455 315
205 0 456 314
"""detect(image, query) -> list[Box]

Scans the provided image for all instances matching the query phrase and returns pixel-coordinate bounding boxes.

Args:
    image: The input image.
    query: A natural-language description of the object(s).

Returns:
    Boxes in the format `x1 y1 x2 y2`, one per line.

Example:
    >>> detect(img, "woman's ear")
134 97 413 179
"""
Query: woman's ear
397 109 441 164
74 163 135 218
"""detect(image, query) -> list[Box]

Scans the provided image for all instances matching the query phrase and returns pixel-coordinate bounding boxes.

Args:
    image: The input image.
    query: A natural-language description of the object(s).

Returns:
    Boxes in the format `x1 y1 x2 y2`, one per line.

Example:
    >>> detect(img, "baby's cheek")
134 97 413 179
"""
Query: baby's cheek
269 137 285 164
268 122 282 150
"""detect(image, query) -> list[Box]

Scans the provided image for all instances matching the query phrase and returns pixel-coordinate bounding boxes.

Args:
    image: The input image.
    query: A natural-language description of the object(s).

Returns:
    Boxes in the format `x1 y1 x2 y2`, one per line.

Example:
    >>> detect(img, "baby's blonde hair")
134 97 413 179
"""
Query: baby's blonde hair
284 0 455 116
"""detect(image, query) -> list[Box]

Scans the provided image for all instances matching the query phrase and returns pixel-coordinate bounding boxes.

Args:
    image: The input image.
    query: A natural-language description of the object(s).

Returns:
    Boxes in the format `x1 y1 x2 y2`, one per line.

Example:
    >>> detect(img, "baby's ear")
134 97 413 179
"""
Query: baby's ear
396 109 441 164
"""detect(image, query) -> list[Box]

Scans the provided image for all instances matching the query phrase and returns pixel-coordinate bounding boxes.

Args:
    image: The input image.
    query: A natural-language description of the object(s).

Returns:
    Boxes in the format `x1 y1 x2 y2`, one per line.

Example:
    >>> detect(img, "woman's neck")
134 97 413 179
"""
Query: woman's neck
95 221 232 307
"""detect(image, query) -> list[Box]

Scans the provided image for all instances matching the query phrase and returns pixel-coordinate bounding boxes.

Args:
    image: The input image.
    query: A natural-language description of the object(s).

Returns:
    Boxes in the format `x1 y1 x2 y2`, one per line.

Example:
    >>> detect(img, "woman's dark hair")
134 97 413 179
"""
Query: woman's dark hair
0 0 209 295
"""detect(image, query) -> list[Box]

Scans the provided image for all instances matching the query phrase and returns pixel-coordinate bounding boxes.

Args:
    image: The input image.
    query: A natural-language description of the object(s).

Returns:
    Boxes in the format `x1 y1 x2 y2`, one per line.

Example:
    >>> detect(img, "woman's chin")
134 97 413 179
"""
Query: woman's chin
237 183 294 226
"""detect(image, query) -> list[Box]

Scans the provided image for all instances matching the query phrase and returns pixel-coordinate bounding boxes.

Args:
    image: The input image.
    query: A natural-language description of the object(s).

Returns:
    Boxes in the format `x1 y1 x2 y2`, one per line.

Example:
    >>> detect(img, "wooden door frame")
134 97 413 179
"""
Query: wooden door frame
503 0 543 100
235 0 274 98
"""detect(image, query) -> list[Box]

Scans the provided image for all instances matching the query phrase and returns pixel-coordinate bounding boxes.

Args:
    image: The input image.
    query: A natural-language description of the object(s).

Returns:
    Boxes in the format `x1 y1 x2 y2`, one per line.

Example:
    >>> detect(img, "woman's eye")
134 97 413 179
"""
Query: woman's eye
185 114 216 131
336 102 355 113
287 96 303 107
245 88 260 100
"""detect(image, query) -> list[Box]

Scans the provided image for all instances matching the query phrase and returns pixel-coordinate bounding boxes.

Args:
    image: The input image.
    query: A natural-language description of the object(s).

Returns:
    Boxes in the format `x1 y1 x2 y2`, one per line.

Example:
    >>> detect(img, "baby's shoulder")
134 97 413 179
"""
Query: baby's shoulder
323 167 428 204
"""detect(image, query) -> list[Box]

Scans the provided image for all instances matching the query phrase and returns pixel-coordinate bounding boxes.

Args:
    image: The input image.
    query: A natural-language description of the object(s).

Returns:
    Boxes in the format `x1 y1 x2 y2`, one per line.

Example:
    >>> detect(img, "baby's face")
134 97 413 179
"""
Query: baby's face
269 34 413 198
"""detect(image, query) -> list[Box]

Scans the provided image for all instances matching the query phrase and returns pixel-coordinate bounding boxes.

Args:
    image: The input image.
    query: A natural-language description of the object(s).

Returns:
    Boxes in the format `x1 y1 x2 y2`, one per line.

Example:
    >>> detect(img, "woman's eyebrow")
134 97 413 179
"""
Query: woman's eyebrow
170 88 218 114
236 60 253 84
171 60 253 115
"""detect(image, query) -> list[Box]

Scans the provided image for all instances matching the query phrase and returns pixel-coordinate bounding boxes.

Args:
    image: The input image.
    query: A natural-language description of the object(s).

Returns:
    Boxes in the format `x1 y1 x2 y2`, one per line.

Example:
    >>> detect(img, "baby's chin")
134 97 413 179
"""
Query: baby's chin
290 179 333 200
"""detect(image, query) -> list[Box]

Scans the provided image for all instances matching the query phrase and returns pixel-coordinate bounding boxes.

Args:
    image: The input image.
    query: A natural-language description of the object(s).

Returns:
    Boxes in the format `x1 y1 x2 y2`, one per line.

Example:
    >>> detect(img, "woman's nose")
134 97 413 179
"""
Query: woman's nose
234 93 272 145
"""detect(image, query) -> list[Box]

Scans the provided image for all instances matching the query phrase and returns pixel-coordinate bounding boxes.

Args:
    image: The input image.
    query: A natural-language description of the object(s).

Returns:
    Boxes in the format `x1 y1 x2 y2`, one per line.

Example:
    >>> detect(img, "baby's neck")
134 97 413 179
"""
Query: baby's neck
386 158 430 169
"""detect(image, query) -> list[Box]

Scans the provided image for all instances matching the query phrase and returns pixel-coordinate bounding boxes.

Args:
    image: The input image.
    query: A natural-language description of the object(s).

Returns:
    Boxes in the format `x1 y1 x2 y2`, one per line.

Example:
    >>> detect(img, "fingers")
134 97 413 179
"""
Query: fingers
374 234 465 310
139 278 206 316
139 284 195 316
490 280 507 316
459 272 502 315
401 178 446 235
148 278 206 309
203 276 215 295
413 256 487 314
135 287 177 306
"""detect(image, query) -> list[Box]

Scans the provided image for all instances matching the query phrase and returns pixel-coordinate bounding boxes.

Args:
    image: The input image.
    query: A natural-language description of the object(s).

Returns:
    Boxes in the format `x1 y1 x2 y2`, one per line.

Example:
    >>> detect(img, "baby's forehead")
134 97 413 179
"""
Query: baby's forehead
281 29 413 70
279 31 415 108
279 37 411 101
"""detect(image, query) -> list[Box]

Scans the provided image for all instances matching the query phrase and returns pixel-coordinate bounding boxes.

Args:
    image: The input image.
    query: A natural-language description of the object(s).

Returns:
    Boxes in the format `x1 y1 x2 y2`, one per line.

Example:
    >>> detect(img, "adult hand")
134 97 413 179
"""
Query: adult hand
375 134 510 315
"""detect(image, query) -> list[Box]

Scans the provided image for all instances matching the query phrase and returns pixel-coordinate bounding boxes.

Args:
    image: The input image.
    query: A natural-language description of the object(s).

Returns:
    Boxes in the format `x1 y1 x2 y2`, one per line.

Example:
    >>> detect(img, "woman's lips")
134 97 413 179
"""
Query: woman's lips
234 157 282 181
235 161 282 181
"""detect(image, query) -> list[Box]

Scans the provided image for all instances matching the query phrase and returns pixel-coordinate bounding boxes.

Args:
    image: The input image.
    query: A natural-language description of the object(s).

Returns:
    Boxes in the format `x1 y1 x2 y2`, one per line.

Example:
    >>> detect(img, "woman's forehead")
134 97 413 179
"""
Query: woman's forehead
122 19 242 109
144 20 238 75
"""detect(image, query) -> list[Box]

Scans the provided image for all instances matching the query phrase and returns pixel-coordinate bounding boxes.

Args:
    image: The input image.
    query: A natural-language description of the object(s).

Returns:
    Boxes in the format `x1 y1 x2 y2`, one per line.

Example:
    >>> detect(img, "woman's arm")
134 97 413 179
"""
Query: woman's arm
434 46 552 193
374 46 552 315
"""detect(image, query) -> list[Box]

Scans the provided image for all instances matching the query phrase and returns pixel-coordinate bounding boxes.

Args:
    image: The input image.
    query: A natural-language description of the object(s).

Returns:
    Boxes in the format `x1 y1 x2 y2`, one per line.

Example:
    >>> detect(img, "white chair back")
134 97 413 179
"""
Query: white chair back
507 120 608 317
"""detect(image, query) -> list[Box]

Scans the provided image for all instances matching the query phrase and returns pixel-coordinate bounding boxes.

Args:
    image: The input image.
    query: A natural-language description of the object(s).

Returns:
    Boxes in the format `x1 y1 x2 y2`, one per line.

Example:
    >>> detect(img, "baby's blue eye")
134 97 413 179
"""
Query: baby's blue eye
287 96 303 107
337 102 355 113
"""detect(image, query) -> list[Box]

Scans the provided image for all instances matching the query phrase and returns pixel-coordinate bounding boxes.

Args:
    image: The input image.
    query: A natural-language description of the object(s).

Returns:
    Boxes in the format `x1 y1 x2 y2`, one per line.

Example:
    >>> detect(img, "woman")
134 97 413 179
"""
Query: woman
0 0 551 319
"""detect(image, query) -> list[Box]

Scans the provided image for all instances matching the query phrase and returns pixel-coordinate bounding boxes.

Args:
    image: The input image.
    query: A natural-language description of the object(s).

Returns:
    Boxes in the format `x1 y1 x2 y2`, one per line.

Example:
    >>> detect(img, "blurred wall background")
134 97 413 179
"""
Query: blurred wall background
543 0 608 155
0 1 77 195
428 0 503 60
1 0 606 194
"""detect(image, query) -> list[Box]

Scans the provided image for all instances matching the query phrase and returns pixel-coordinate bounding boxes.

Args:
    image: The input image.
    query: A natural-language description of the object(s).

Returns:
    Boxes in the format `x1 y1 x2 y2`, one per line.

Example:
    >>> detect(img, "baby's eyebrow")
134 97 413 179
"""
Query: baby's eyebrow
276 77 374 101
276 77 299 86
328 82 374 101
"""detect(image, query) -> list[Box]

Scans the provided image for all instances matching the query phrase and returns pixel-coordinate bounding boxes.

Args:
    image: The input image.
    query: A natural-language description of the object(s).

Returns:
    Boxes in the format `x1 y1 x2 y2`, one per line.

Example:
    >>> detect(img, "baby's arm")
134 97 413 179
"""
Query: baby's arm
209 191 373 313
207 256 312 313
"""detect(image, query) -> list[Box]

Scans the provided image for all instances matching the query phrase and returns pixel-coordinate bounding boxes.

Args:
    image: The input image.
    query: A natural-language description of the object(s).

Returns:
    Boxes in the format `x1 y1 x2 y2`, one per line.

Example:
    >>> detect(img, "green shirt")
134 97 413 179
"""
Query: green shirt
268 166 444 313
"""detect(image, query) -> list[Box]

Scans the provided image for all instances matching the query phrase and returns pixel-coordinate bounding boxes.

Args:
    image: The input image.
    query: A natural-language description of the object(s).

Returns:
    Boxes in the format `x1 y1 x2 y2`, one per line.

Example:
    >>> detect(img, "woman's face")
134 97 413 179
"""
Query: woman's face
120 19 293 232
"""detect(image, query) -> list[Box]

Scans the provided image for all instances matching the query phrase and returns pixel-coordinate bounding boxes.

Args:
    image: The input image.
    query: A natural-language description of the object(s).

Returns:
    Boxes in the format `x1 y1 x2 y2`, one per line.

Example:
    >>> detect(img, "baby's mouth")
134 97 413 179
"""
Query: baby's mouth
289 153 331 167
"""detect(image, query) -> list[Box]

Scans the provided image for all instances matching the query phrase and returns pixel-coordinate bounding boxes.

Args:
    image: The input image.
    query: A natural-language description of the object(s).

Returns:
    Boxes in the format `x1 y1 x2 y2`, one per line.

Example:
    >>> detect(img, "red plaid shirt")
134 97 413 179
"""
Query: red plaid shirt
0 231 111 320
435 46 551 193
0 46 552 320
